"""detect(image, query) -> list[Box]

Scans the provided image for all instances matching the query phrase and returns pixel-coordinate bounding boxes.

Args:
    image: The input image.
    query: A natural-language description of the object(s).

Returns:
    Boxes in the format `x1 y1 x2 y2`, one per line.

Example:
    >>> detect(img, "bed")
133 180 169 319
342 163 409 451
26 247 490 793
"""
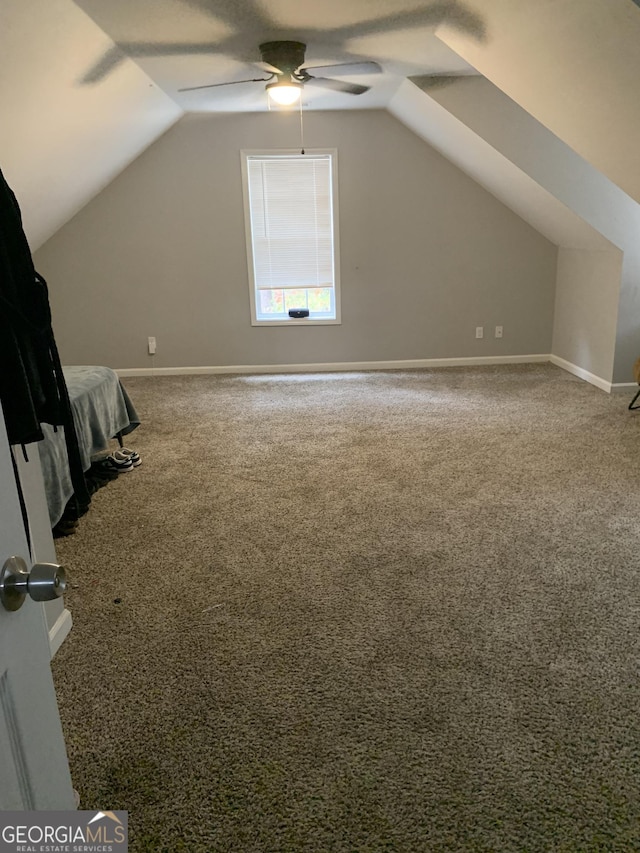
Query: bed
38 366 140 527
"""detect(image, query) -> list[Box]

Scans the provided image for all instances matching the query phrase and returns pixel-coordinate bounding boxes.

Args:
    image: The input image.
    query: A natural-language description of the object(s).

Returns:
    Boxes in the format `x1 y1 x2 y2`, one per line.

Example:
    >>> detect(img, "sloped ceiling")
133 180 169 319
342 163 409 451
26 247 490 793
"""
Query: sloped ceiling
0 0 181 250
3 0 640 251
389 80 613 251
436 0 640 204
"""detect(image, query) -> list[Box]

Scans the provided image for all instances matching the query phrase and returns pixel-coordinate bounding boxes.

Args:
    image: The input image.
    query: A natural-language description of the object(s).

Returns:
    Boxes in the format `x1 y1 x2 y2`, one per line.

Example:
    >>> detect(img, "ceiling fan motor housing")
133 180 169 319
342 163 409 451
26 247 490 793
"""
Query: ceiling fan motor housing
259 41 306 75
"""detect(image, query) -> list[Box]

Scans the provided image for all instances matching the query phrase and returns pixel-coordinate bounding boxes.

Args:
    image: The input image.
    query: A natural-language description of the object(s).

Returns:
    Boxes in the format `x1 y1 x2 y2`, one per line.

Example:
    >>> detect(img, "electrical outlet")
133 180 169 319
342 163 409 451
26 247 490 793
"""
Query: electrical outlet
475 326 484 339
148 336 157 355
495 325 503 338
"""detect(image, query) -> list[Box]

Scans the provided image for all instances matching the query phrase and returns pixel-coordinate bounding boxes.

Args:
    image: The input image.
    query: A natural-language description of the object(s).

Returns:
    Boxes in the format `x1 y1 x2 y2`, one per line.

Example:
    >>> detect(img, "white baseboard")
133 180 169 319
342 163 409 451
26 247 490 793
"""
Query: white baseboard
117 354 550 378
611 382 637 394
116 354 624 394
548 355 612 393
49 607 73 659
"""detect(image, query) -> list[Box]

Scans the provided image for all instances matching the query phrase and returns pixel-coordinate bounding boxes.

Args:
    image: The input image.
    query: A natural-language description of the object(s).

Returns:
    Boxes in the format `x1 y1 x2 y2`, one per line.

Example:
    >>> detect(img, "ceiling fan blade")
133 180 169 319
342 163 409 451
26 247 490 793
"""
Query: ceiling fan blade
304 77 370 95
300 60 382 76
178 76 273 93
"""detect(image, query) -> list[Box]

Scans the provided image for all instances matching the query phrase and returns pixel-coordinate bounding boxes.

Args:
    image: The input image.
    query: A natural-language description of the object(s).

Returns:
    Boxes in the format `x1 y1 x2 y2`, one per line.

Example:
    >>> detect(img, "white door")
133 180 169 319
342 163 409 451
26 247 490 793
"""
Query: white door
0 407 75 810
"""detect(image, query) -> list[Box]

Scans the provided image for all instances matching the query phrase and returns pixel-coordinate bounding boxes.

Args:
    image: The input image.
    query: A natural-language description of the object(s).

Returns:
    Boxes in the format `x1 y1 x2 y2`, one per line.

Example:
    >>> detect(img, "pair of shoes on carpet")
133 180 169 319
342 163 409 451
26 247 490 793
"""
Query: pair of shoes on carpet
53 517 79 538
96 447 142 474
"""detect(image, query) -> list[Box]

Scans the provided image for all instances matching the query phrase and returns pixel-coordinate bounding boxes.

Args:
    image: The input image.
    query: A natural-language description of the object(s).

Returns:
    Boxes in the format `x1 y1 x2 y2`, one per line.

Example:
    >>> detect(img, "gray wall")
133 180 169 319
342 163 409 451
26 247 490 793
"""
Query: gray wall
35 109 557 370
553 249 622 380
427 77 640 385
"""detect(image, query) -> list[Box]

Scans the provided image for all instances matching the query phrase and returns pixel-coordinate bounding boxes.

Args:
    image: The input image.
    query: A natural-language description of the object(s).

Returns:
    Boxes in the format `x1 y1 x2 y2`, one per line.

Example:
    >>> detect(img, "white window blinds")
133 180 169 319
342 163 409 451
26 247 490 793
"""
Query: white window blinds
246 155 334 291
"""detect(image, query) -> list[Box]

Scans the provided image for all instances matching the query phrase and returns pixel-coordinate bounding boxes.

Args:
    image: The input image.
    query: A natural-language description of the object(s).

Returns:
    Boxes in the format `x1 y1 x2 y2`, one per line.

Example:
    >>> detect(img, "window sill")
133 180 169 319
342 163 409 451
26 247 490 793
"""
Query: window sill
252 318 341 327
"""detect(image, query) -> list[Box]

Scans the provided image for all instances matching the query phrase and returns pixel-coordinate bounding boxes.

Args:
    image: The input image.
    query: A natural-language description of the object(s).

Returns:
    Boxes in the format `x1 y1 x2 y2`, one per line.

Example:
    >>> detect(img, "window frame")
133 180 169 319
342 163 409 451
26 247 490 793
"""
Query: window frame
241 149 341 327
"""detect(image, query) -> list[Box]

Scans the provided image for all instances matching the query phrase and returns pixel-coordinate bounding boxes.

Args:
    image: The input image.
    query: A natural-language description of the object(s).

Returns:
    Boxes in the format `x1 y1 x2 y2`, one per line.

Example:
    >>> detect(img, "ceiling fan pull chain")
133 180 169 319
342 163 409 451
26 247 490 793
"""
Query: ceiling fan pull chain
299 97 305 155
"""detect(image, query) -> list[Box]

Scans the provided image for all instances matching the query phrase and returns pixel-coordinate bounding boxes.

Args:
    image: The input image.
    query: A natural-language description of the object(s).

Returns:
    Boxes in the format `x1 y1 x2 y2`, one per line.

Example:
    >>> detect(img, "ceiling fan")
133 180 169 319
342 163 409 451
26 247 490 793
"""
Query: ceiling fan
177 41 382 104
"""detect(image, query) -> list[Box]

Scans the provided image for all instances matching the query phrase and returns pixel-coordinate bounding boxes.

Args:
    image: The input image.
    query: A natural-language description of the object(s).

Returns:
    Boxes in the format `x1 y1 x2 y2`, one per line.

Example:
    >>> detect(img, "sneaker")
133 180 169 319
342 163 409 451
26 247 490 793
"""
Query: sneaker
98 452 134 473
119 447 142 467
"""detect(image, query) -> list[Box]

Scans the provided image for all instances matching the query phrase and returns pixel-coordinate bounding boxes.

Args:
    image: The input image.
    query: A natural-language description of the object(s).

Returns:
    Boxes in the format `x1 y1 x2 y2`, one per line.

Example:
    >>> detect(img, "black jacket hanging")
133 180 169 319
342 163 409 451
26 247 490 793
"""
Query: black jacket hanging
0 167 90 518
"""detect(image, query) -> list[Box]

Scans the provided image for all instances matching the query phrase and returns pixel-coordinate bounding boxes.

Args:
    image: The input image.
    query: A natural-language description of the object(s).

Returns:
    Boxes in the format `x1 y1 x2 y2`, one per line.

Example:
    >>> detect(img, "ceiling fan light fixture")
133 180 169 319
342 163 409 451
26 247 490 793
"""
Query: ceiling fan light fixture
266 79 303 106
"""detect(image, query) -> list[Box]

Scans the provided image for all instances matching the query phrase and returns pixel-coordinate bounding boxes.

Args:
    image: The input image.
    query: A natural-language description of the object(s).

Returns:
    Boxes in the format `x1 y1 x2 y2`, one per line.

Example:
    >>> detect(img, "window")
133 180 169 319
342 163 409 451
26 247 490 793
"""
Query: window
241 150 340 325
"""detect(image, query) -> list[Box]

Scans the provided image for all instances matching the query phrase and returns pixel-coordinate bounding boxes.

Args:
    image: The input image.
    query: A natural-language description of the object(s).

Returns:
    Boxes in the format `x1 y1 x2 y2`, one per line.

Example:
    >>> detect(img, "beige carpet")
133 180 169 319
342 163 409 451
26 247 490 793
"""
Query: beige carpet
52 364 640 852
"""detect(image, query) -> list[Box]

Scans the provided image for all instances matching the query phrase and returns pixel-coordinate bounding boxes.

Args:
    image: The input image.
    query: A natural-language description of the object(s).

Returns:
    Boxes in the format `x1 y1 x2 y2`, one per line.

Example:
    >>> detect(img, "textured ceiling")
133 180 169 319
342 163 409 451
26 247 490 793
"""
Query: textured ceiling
72 0 482 112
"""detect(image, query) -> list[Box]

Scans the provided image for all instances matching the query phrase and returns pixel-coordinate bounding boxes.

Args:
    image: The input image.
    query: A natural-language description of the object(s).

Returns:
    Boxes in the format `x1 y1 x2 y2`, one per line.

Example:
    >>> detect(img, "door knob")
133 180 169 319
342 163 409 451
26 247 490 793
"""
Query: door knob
0 556 68 612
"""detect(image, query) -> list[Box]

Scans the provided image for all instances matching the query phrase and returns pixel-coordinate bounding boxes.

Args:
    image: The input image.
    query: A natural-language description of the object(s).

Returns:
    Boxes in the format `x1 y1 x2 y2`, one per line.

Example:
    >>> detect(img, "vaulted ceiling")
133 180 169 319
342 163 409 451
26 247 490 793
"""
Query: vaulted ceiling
2 0 640 249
